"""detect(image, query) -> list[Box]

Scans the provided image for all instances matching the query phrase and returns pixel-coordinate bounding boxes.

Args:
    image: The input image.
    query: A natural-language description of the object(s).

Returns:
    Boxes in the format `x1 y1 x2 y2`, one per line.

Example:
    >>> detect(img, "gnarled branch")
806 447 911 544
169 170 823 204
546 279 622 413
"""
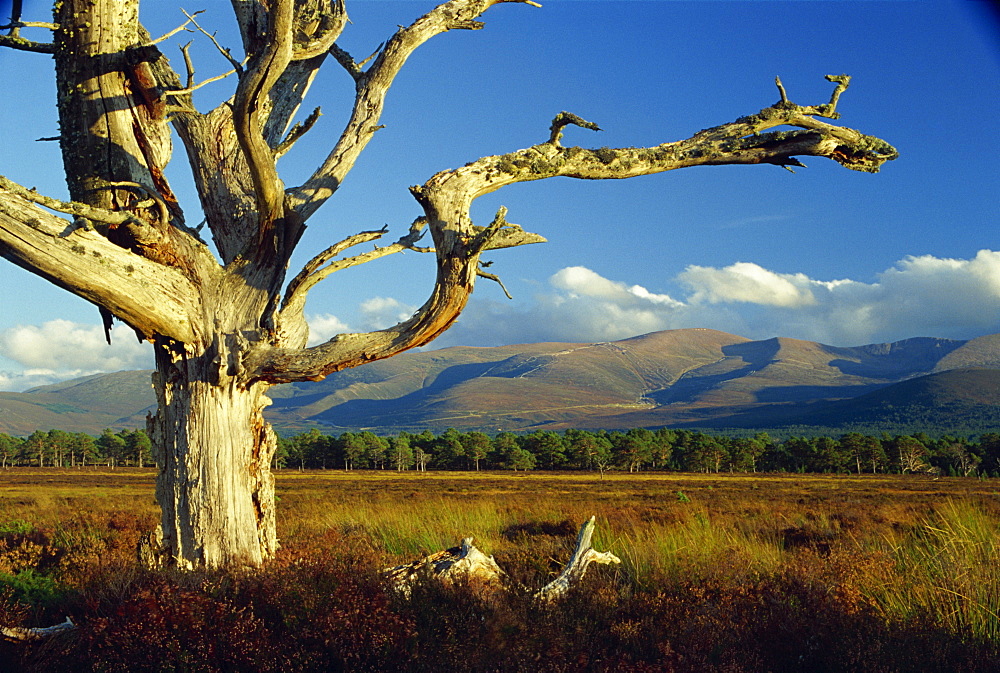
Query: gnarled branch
274 219 440 350
548 111 601 147
231 0 295 235
286 0 543 222
180 8 243 73
0 0 54 53
0 185 202 343
274 106 323 159
424 76 895 207
254 204 544 382
0 35 54 52
0 175 150 230
248 75 892 385
282 226 392 312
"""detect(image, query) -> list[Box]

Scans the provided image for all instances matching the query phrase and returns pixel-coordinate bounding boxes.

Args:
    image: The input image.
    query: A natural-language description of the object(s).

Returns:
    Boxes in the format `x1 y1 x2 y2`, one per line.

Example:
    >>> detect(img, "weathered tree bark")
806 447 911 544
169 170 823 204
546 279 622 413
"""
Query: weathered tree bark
146 344 279 567
0 0 897 568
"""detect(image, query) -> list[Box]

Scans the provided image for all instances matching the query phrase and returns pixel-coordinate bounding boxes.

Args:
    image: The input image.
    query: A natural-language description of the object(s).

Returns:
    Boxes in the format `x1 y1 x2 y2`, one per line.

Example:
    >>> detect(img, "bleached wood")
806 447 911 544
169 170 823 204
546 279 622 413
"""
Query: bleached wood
386 537 505 596
386 517 620 601
535 516 621 602
0 184 202 343
1 617 75 641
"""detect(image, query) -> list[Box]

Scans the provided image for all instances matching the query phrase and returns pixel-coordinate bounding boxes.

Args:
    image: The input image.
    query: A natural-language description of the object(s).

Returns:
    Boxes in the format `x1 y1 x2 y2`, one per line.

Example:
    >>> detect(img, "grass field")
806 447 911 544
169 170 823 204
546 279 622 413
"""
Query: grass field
1 468 999 671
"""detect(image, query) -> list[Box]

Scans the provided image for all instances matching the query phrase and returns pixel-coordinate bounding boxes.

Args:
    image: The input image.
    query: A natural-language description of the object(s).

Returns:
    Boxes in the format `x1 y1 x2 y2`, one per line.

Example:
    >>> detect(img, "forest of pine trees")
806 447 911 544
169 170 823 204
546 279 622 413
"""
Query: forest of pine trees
2 426 998 477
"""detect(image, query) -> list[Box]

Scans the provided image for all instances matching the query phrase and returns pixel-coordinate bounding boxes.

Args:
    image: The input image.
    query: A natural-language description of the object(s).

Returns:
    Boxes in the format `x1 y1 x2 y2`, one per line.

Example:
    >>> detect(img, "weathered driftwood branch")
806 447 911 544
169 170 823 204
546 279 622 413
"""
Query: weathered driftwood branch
0 175 150 231
0 34 54 52
535 516 621 602
287 0 544 221
1 617 75 641
179 8 243 73
144 10 201 47
0 183 202 343
169 40 239 98
478 263 513 299
231 0 295 236
386 517 620 601
548 111 601 147
275 106 323 159
0 0 55 54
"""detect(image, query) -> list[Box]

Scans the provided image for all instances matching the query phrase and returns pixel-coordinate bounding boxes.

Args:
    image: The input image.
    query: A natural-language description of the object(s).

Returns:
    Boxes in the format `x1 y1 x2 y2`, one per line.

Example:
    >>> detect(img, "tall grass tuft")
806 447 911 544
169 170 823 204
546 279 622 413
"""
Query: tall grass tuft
872 500 1000 642
614 506 784 587
291 494 573 560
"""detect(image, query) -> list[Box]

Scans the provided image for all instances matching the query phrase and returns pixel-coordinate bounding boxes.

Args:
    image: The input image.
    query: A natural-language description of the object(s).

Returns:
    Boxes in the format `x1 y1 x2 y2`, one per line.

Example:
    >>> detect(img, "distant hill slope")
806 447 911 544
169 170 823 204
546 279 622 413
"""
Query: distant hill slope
0 370 155 435
1 329 998 435
657 368 1000 435
783 368 1000 430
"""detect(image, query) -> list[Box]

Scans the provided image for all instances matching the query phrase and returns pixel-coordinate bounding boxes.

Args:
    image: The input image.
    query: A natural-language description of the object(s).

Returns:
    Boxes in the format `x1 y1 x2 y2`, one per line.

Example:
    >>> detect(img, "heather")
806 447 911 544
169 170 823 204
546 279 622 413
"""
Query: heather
1 468 998 671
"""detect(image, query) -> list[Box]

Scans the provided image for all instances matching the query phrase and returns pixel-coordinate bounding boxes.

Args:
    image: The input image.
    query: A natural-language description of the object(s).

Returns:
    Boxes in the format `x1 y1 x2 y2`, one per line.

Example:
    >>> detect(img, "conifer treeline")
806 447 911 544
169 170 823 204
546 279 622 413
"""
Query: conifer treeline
3 426 998 476
277 428 1000 477
0 428 151 468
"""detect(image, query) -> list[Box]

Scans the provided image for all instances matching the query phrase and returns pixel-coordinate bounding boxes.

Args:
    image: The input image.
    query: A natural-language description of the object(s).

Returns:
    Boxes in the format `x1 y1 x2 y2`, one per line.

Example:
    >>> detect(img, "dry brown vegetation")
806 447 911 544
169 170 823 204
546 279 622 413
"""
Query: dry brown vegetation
1 468 999 671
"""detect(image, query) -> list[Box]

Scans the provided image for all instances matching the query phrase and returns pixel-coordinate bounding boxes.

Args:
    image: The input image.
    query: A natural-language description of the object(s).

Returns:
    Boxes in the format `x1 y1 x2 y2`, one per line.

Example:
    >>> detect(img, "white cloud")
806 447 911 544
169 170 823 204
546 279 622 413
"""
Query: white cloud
3 250 997 390
435 270 693 346
553 266 682 307
812 249 1000 343
433 250 1000 348
359 296 417 330
679 262 817 307
0 320 152 391
305 313 350 346
0 320 151 371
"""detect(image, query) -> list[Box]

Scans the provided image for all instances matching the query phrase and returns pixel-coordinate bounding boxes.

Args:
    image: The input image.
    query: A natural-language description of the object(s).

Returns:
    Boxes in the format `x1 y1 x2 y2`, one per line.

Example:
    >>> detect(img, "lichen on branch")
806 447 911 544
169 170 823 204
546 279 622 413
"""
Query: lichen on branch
247 74 895 386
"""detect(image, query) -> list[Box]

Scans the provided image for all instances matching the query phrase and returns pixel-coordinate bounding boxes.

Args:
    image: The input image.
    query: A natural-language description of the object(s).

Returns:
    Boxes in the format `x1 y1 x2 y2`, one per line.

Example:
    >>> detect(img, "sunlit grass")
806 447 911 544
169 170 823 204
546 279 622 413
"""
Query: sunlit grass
613 506 785 586
2 467 1000 660
868 499 1000 642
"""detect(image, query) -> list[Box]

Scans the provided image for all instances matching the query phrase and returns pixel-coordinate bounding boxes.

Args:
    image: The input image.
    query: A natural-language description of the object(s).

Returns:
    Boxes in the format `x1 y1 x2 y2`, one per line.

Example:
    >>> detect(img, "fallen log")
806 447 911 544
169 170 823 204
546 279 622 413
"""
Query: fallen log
386 516 620 600
1 616 75 641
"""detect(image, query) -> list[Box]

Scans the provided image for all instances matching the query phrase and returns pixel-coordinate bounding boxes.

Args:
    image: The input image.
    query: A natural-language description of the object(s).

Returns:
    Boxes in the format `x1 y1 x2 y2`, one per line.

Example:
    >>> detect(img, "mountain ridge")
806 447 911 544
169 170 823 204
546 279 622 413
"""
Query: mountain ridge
1 329 997 435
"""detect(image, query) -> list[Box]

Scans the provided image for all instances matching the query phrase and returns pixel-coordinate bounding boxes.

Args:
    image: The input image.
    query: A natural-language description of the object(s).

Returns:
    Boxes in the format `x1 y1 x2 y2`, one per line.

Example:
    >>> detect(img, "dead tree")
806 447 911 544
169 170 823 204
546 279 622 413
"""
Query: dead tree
0 0 897 569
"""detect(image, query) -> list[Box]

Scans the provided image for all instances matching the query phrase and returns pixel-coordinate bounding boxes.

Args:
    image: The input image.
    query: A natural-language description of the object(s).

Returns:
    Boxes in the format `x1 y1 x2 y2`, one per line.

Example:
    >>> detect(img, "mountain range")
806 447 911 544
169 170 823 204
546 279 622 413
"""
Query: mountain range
1 329 999 436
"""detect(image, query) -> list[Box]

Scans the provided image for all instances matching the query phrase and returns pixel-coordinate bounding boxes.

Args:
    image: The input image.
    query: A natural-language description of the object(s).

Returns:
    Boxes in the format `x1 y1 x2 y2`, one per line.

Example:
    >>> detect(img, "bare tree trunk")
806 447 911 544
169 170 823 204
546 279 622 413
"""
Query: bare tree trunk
147 343 278 569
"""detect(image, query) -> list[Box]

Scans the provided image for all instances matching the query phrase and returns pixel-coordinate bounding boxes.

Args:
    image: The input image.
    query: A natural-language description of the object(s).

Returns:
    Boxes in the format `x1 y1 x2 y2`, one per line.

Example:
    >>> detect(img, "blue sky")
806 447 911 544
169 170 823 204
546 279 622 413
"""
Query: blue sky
0 0 998 390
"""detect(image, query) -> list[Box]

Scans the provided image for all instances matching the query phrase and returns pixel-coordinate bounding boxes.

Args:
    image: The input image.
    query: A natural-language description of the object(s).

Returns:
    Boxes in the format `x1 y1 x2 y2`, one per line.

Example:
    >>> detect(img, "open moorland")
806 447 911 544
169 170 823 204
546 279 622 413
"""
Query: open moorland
1 468 999 671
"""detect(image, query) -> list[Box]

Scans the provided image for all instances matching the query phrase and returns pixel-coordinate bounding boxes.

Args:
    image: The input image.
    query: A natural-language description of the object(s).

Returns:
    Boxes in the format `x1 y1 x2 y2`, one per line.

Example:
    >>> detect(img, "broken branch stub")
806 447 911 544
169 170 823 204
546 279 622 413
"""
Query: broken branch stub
535 516 621 602
386 516 620 601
